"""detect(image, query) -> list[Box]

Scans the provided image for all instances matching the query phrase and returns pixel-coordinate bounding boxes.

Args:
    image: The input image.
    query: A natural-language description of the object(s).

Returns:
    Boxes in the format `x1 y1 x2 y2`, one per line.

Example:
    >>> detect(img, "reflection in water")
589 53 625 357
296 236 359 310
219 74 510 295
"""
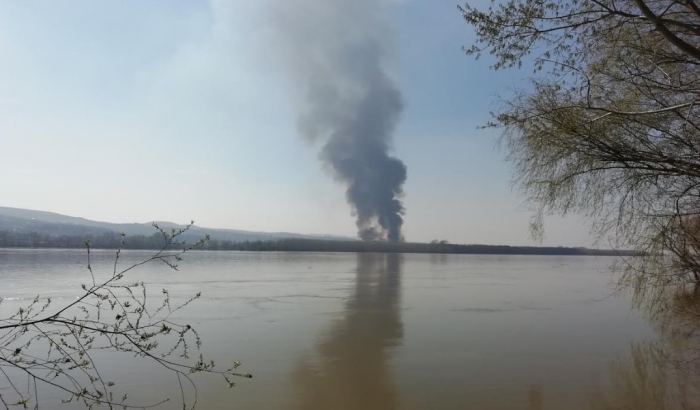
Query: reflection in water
588 343 700 410
527 385 543 410
590 288 700 410
429 253 449 265
292 253 403 410
591 344 668 410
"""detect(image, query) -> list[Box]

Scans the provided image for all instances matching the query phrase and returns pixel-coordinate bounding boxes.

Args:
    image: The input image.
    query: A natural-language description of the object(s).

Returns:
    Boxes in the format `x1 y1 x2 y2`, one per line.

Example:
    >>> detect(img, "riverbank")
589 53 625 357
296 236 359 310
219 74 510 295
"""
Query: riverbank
0 230 635 256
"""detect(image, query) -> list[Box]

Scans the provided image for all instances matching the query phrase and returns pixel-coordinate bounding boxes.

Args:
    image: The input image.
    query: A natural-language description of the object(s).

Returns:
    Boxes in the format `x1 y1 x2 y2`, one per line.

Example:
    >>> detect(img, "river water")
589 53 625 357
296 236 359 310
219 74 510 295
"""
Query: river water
0 249 685 409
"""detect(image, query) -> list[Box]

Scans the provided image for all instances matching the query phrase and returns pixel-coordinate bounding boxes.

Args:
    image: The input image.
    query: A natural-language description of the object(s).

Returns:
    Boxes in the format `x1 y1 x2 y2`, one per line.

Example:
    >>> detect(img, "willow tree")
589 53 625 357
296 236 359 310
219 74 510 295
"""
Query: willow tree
460 0 700 301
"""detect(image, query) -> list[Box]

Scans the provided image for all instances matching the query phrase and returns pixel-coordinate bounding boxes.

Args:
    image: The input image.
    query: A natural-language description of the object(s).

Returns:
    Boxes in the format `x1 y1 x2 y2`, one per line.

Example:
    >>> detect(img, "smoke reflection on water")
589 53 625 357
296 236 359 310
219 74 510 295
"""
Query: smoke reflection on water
291 253 403 409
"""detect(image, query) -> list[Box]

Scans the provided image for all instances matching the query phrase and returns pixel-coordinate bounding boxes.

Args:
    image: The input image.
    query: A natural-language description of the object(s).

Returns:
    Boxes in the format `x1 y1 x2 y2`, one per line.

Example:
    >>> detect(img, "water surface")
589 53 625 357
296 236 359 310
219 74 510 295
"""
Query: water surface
0 250 665 409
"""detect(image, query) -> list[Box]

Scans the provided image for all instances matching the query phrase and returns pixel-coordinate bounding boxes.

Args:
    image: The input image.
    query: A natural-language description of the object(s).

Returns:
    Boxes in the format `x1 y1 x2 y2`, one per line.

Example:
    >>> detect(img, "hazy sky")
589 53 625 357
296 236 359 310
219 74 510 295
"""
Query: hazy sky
0 0 594 246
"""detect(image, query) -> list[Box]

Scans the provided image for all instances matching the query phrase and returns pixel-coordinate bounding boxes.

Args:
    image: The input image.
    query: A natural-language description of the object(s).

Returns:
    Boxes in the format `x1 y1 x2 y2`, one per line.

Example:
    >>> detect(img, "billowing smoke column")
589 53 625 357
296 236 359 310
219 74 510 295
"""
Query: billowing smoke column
273 0 407 241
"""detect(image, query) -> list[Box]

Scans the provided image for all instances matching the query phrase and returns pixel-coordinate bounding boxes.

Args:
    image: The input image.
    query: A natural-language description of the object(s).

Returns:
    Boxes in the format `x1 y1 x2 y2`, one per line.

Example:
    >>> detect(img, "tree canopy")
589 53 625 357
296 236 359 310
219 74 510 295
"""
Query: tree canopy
461 0 700 296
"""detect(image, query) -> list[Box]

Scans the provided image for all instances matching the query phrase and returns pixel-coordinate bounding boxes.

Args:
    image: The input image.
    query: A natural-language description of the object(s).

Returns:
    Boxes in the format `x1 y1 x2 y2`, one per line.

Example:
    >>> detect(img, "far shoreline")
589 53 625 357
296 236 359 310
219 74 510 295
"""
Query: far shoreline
0 238 638 257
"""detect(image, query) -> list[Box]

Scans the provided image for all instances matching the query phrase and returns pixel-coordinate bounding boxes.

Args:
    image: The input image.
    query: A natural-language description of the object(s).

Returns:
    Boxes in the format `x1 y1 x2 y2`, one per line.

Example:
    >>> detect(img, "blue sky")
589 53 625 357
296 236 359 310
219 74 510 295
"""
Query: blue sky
0 0 593 246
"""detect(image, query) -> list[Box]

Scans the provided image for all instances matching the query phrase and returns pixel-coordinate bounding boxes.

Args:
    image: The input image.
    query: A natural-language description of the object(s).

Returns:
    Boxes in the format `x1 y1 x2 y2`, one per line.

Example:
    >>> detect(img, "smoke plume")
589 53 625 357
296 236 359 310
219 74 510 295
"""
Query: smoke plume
272 0 407 242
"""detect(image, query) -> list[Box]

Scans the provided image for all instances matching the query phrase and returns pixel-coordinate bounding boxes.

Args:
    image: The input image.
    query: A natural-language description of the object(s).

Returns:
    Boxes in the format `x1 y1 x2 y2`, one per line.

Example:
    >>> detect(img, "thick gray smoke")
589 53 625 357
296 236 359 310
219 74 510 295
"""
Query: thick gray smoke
272 0 407 242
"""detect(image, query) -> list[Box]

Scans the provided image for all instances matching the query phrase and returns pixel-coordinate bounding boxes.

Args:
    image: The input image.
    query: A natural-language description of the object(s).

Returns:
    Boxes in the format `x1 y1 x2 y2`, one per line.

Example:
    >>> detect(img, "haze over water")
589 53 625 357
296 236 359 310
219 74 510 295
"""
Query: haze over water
0 250 668 409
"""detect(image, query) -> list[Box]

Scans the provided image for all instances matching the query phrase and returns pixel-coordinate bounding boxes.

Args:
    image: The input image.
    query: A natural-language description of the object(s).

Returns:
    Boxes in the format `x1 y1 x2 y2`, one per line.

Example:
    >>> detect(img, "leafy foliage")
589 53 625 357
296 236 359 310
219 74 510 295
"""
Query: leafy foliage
461 0 700 300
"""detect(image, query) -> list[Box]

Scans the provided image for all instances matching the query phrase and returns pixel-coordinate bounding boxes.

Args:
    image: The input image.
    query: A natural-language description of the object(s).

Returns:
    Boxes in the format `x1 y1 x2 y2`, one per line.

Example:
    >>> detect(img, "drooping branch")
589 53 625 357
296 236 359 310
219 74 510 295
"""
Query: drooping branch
462 0 700 302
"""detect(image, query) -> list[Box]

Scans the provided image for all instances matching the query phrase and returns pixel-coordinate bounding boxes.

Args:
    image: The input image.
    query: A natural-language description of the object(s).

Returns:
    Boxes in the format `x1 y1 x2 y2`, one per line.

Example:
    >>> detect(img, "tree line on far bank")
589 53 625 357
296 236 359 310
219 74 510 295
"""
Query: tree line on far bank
0 229 632 256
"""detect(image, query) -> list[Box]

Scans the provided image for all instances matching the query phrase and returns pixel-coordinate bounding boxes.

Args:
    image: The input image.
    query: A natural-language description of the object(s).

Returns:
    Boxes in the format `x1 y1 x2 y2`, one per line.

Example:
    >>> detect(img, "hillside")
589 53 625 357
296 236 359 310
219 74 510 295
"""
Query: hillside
0 207 635 256
0 206 351 243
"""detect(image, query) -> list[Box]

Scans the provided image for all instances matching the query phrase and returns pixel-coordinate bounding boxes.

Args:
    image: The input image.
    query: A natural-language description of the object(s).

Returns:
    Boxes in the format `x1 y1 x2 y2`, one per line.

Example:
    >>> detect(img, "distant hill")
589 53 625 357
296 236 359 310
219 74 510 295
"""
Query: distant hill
0 206 636 256
0 206 353 243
